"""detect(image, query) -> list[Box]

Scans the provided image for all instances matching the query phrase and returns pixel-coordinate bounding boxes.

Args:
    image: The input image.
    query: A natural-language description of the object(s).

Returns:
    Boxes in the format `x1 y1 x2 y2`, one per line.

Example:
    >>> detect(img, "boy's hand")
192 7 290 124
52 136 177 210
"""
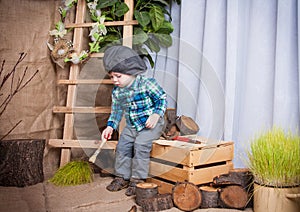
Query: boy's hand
102 126 113 140
145 114 160 129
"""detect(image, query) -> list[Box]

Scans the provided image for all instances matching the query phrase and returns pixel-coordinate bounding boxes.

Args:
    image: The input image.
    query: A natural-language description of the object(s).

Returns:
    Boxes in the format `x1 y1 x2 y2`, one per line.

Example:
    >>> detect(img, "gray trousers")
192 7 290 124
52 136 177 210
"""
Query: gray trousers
114 117 164 180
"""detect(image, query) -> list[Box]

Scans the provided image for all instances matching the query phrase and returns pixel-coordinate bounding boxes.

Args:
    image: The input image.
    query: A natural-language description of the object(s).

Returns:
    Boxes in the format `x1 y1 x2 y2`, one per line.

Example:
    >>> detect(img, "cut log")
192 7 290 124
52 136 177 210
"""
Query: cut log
172 181 202 211
162 108 179 140
0 139 45 187
139 193 173 212
199 186 219 208
162 124 180 140
212 168 253 190
165 108 177 126
219 185 248 209
212 169 253 208
135 182 158 206
175 115 199 135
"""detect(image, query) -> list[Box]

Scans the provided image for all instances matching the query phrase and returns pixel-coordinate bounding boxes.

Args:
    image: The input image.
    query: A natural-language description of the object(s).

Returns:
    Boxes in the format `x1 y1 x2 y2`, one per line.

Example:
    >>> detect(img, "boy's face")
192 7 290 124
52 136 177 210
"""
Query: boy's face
109 72 135 88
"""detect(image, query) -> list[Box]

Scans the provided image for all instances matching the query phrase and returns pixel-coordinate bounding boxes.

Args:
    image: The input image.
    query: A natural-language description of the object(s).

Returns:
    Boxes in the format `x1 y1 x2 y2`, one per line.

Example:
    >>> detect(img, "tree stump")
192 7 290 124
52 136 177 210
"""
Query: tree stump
175 115 199 135
172 181 202 211
139 193 173 212
219 185 248 209
135 182 158 206
0 139 45 187
199 186 219 208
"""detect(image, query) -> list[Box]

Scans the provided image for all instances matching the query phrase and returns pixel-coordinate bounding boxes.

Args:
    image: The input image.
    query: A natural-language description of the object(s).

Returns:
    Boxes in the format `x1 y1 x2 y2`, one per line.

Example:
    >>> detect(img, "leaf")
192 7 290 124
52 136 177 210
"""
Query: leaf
145 54 155 68
134 10 150 27
145 37 160 53
161 7 172 21
115 2 129 17
153 33 172 47
103 34 121 43
133 27 149 45
152 0 169 6
149 6 165 31
134 0 142 9
97 0 118 9
134 45 154 68
156 21 174 34
138 47 150 56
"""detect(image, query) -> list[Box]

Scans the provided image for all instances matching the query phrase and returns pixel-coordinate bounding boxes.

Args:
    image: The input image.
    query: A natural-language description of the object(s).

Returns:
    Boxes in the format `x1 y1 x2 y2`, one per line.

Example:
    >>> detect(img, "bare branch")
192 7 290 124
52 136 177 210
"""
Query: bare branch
0 59 5 80
17 69 39 92
0 53 39 140
0 94 11 116
0 120 22 141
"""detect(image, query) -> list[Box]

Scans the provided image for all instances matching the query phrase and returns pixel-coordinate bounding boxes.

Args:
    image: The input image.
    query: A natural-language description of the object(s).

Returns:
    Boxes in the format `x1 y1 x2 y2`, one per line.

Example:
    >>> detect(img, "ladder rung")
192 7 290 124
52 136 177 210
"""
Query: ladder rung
65 20 138 29
57 79 113 85
49 139 117 149
53 106 111 114
90 53 104 58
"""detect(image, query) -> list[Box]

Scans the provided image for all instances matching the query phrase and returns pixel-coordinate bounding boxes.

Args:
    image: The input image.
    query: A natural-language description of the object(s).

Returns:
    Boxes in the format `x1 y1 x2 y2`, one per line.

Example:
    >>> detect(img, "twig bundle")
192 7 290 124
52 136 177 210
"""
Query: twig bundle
49 161 93 186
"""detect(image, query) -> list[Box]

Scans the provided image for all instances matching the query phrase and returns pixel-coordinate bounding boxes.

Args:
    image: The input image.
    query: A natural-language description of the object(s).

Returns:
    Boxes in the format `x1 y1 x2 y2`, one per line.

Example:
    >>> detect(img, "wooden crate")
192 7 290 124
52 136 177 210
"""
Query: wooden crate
147 137 234 194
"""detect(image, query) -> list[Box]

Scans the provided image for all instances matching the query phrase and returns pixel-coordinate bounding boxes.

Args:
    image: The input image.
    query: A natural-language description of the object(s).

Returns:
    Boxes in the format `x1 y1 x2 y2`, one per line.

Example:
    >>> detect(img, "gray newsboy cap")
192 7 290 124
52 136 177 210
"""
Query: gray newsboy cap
103 45 147 75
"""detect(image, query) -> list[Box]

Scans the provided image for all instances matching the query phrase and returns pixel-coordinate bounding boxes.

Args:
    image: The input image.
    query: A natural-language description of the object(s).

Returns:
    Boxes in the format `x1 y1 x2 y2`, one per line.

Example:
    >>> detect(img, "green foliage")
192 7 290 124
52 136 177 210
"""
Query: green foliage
49 161 93 186
93 0 179 67
97 0 118 9
50 0 180 66
132 0 176 66
247 127 300 187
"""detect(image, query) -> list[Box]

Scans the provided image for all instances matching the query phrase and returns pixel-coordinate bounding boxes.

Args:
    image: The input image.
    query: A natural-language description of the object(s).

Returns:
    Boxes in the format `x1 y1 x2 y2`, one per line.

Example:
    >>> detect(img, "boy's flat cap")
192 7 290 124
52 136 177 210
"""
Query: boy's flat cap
103 45 147 75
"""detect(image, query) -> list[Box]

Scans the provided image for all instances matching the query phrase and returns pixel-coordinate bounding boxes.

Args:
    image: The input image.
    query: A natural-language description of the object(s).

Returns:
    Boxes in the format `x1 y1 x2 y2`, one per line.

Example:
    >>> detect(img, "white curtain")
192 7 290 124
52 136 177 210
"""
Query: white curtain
152 0 300 167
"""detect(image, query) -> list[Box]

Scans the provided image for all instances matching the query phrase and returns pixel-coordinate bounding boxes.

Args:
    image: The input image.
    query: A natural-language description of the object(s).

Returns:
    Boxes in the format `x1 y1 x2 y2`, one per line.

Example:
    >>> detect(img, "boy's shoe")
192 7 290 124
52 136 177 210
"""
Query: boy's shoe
125 179 144 196
106 177 129 192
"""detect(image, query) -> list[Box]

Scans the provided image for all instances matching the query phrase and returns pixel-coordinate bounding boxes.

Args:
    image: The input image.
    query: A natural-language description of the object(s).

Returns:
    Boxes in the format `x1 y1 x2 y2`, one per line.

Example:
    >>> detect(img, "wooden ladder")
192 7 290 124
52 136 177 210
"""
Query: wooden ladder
49 0 137 167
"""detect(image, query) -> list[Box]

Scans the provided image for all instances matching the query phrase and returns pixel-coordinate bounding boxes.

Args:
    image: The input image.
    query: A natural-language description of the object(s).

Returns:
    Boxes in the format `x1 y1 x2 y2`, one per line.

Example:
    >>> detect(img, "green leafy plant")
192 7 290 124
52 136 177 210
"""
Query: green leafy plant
88 0 179 66
48 0 180 67
49 161 93 186
247 127 300 187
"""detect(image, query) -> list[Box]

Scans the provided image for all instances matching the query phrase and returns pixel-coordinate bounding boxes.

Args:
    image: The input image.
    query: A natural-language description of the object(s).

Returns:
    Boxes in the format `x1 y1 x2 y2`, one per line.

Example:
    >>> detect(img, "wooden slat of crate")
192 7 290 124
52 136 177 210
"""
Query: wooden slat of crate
149 160 233 185
190 142 234 166
151 141 234 167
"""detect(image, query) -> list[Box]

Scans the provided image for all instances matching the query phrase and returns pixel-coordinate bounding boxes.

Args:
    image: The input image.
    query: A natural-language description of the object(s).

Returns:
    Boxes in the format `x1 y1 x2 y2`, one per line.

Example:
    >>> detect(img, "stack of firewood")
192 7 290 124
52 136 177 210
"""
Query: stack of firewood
134 183 173 212
132 169 253 212
202 168 253 209
172 168 253 211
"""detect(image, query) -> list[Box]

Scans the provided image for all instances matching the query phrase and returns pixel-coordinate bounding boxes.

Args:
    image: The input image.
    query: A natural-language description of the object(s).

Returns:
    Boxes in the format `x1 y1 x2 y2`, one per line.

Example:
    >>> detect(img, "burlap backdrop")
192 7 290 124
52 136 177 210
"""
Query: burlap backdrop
0 0 113 178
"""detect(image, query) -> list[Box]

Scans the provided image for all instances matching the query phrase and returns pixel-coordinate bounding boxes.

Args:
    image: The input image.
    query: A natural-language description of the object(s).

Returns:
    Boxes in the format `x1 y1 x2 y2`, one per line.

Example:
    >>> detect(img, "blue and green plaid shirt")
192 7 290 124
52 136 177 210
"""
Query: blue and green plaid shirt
107 75 167 132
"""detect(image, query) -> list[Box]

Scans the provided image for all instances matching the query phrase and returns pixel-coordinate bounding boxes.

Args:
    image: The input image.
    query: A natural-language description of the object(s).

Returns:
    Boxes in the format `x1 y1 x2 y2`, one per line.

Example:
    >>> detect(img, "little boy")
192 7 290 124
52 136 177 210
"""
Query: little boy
101 45 167 196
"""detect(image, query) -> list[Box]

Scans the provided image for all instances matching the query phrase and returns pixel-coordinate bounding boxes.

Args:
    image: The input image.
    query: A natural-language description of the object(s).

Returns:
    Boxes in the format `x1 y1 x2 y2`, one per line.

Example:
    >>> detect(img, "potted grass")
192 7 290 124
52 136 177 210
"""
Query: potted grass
247 127 300 212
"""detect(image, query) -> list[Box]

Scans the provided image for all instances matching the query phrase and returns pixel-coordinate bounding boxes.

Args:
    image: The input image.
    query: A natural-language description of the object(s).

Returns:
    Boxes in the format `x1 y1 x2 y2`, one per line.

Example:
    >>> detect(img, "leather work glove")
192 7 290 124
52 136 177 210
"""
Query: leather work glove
145 113 160 129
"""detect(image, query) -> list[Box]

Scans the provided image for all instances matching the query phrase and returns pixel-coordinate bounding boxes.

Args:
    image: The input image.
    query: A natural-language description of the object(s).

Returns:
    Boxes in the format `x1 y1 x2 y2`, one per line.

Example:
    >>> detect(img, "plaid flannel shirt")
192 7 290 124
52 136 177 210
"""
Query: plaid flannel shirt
107 75 167 132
